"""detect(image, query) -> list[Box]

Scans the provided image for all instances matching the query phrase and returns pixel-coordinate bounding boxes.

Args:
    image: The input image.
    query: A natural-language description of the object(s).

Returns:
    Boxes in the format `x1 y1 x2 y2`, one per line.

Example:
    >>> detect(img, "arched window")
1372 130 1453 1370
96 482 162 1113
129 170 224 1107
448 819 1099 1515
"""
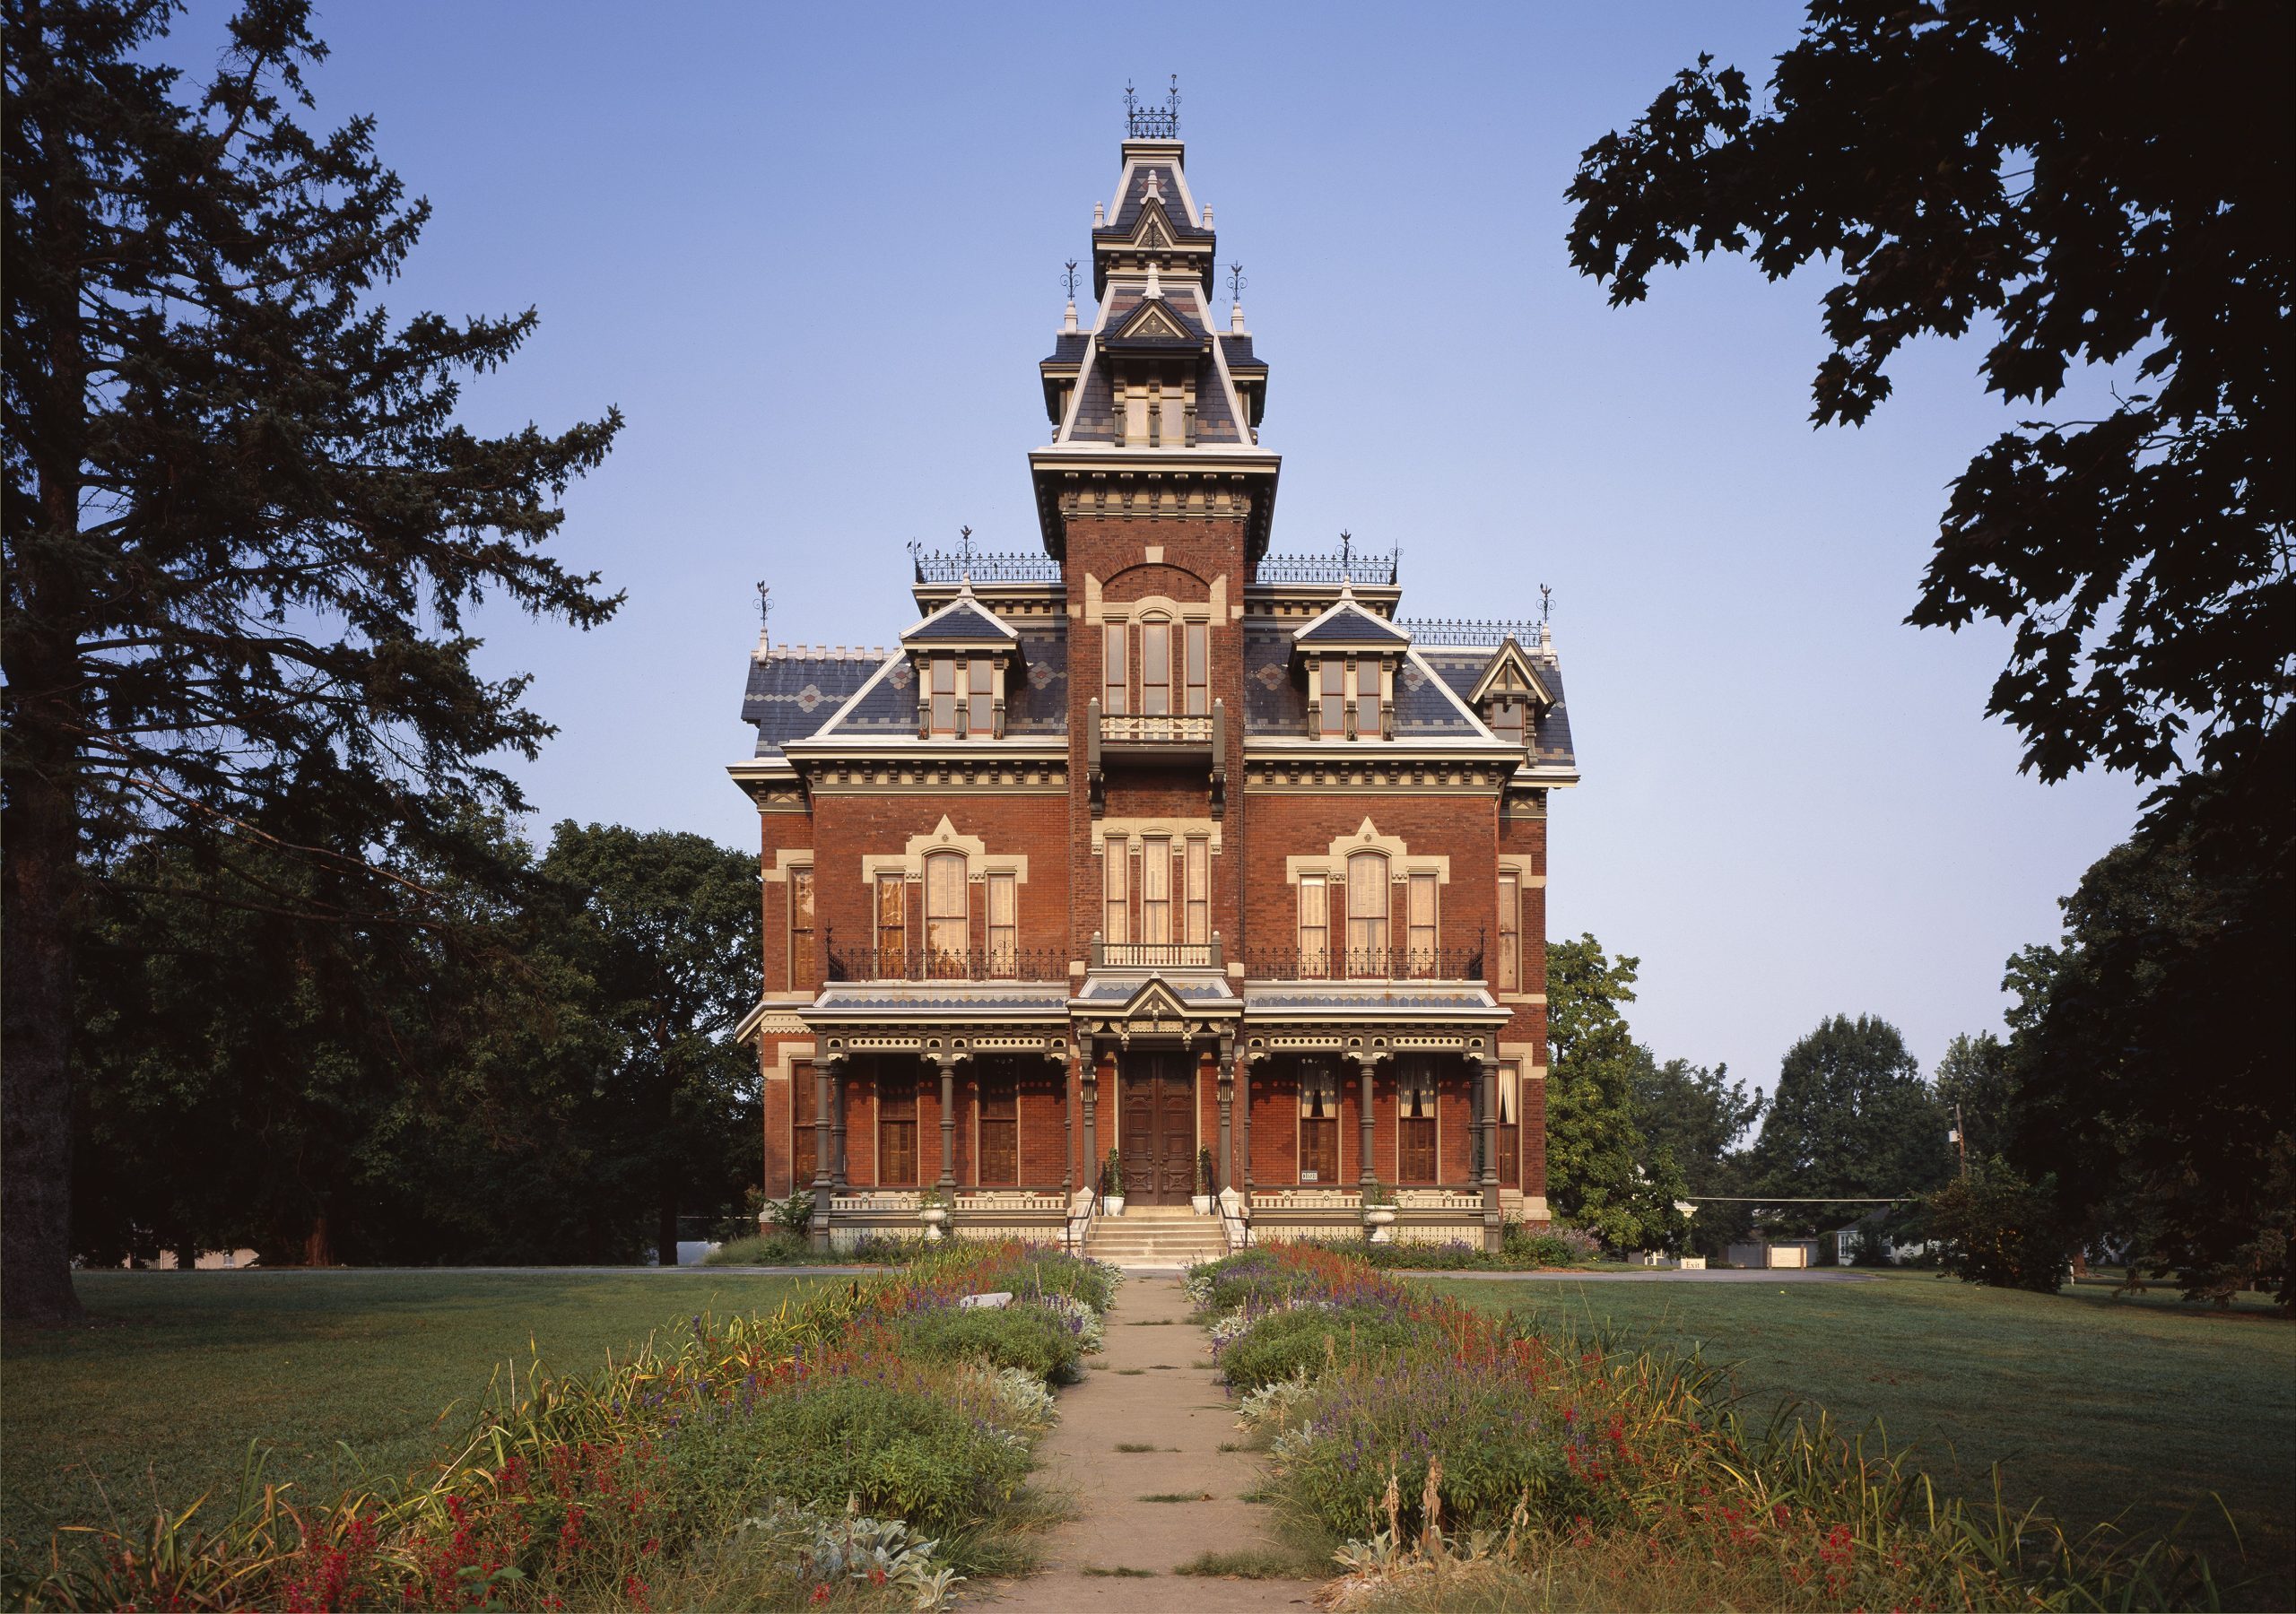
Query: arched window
925 851 968 974
1346 850 1389 972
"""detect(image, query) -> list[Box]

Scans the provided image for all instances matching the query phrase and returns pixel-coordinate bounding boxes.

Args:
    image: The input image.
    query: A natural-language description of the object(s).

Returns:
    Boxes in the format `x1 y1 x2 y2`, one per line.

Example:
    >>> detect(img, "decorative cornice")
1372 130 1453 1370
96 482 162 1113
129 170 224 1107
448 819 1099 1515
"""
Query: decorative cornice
803 759 1070 794
1243 757 1510 794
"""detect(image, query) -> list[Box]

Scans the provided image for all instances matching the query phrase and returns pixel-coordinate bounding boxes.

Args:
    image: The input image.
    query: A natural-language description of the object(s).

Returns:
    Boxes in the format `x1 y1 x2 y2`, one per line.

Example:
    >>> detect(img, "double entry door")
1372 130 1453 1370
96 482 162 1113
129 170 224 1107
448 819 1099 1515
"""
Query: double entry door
1118 1052 1196 1204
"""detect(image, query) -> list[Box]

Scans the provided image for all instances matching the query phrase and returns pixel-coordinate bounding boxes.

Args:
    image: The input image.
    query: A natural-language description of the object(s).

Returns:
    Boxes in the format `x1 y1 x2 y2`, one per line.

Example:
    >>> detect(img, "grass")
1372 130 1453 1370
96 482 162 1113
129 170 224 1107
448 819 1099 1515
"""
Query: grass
1174 1543 1330 1579
1112 1442 1156 1452
1081 1565 1156 1577
1424 1270 2296 1599
0 1270 821 1558
1139 1492 1215 1503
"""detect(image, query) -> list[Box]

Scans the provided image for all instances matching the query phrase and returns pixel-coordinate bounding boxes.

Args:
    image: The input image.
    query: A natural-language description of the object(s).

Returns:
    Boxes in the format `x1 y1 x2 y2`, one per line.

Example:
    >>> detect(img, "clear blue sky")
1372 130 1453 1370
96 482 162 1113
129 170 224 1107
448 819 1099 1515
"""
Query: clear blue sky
157 2 2144 1108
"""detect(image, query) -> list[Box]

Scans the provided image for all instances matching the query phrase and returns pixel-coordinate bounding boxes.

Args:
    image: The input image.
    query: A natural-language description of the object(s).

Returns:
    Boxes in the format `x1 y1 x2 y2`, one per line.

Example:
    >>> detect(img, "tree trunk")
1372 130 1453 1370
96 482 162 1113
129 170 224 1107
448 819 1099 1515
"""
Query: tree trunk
302 1213 334 1267
1 751 87 1322
657 1176 679 1269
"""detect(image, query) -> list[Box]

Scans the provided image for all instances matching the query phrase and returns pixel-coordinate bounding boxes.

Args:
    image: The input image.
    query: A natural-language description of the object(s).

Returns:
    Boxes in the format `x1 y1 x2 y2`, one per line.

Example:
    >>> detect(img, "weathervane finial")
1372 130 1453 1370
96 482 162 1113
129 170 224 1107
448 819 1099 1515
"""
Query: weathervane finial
1227 261 1247 304
1540 584 1552 623
1062 259 1080 300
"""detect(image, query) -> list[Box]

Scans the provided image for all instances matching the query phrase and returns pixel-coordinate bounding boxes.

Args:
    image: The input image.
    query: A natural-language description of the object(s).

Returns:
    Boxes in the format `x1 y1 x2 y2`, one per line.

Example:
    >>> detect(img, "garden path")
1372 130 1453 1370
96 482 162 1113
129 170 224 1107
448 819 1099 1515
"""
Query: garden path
969 1275 1318 1611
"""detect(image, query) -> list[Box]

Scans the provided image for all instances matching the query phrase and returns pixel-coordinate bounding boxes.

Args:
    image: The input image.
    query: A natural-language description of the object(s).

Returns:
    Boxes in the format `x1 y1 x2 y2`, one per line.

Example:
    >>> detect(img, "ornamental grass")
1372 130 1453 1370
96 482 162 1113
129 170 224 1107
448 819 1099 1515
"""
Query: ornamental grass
4 1243 1115 1612
1200 1245 2228 1611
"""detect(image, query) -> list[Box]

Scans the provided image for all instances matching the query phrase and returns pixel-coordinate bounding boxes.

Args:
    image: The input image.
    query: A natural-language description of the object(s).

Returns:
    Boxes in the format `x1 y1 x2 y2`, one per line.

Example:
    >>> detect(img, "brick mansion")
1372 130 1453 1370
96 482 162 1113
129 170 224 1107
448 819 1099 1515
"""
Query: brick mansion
730 101 1578 1253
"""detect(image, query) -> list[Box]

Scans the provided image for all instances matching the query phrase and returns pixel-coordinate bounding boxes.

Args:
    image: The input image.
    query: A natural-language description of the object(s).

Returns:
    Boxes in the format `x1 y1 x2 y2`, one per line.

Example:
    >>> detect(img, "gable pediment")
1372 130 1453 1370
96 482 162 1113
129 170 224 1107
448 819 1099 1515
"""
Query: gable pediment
1116 299 1193 343
1466 638 1553 707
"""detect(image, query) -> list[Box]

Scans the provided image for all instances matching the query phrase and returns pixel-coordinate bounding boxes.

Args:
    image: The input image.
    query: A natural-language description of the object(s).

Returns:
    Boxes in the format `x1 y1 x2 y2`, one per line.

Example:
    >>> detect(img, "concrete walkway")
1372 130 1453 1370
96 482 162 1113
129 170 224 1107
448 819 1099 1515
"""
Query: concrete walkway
970 1275 1318 1611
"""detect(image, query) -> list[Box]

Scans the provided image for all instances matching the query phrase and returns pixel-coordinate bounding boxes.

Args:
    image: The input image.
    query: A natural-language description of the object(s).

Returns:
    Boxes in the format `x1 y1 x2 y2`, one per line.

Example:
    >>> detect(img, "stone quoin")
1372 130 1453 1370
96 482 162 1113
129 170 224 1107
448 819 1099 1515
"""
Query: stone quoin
727 101 1578 1254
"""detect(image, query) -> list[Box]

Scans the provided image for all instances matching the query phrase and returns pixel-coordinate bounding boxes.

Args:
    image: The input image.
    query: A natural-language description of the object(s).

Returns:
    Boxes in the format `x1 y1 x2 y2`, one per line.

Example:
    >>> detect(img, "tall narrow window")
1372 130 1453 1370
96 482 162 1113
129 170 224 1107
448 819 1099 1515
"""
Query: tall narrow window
970 657 995 736
1496 1062 1521 1188
1184 623 1209 715
1102 836 1128 944
1140 836 1172 944
1406 872 1438 976
930 656 956 734
1298 874 1329 977
925 851 968 974
1398 1059 1436 1184
1497 872 1520 992
1346 851 1389 972
788 865 815 991
1354 659 1382 738
874 874 906 976
1491 700 1525 745
1102 623 1127 715
1141 620 1172 716
1184 837 1209 946
879 1068 918 1186
987 872 1017 977
1298 1061 1338 1184
1318 660 1344 737
977 1063 1018 1187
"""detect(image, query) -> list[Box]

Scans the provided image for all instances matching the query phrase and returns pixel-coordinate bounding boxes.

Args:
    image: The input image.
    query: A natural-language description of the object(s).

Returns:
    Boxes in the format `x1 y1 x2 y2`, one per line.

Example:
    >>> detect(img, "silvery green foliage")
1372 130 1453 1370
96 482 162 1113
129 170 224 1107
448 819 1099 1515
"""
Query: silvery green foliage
1180 1261 1219 1306
1207 1296 1334 1349
736 1501 963 1611
1234 1366 1320 1433
965 1363 1058 1436
1034 1291 1105 1352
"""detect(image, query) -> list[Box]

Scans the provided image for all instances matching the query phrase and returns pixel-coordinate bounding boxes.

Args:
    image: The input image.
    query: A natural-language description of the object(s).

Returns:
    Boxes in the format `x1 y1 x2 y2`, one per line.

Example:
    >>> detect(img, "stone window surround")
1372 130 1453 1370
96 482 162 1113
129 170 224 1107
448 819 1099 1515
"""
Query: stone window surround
1283 819 1449 887
857 815 1031 889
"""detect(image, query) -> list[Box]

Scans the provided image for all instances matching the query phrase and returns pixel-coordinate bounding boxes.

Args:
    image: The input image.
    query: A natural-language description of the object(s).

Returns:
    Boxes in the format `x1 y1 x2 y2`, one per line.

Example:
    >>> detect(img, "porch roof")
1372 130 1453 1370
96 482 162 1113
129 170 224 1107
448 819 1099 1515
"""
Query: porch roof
1240 982 1510 1025
802 981 1073 1024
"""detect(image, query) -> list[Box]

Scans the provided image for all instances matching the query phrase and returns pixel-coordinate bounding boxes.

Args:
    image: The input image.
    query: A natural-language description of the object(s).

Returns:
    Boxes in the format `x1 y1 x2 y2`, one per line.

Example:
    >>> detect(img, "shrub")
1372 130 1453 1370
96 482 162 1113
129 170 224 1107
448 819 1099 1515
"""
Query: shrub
1504 1221 1602 1266
890 1301 1087 1384
704 1231 812 1265
665 1377 1030 1536
1925 1162 2072 1293
1217 1303 1429 1393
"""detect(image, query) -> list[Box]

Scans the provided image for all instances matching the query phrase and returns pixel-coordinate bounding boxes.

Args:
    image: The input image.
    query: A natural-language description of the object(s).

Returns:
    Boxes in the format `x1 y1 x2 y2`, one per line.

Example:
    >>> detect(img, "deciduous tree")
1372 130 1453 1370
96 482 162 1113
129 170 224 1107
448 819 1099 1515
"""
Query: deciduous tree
1753 1014 1951 1228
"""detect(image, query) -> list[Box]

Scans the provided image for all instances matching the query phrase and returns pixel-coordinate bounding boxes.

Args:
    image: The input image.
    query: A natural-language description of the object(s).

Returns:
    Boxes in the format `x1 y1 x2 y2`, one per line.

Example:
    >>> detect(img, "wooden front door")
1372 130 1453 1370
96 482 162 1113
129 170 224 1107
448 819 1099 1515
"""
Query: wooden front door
1118 1053 1196 1204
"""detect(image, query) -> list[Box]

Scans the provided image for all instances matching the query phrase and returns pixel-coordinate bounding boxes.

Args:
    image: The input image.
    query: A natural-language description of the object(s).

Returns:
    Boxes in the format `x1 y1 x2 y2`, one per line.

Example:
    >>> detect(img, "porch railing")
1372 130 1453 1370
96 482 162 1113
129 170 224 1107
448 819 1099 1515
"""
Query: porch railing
824 932 1067 984
1242 939 1484 984
1100 712 1213 744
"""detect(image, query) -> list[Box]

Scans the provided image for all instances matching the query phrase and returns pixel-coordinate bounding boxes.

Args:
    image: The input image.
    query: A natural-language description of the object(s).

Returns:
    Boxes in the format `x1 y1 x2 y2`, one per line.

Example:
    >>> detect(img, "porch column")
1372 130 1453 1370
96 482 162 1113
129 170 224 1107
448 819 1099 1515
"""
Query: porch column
811 1054 837 1248
830 1057 848 1194
935 1051 959 1192
1239 1052 1254 1190
1212 1034 1232 1193
1466 1055 1483 1185
1354 1053 1377 1189
1060 1047 1076 1193
1477 1053 1502 1251
1080 1037 1100 1197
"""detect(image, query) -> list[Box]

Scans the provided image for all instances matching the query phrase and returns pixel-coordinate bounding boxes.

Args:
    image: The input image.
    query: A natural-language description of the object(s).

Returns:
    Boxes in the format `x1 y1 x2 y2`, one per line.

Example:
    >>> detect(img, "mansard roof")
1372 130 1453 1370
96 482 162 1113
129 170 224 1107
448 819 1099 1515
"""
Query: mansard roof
1419 645 1578 777
1239 620 1500 742
805 618 1070 742
740 646 888 756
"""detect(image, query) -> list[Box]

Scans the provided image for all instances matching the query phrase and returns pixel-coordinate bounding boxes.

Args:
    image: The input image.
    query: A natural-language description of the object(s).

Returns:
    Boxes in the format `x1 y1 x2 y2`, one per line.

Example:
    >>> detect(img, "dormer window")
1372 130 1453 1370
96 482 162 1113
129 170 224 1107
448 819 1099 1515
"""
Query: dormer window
923 654 1000 738
1315 656 1387 740
1489 699 1526 747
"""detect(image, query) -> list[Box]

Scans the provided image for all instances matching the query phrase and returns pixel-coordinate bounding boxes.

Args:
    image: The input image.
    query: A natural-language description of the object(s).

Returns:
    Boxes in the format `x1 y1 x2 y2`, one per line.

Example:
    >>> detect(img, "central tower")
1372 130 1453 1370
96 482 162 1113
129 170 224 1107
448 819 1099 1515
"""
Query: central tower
1033 104 1278 975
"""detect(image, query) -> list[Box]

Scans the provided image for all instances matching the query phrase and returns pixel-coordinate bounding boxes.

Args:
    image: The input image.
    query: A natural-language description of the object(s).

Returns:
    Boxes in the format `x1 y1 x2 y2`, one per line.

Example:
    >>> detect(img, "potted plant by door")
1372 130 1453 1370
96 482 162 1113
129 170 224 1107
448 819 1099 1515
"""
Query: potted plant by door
1361 1178 1397 1244
1100 1149 1126 1217
1192 1146 1216 1215
918 1184 952 1242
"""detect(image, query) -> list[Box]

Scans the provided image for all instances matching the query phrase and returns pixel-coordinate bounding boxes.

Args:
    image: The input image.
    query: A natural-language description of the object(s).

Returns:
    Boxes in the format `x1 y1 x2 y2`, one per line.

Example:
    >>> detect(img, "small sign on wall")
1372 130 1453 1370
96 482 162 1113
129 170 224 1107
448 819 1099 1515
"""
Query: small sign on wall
1301 1170 1319 1183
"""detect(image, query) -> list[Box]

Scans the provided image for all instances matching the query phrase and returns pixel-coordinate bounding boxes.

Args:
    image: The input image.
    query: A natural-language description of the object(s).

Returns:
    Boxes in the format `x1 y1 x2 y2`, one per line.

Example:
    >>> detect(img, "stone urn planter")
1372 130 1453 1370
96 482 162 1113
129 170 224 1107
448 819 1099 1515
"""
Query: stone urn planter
1103 1193 1126 1217
1190 1193 1213 1215
1363 1206 1397 1244
919 1205 949 1242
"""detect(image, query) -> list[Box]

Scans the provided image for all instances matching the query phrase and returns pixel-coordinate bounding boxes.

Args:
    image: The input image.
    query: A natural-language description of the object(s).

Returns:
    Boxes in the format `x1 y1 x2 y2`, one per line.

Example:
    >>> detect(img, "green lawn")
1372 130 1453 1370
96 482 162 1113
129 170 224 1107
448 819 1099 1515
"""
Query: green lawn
1425 1271 2296 1601
0 1271 821 1559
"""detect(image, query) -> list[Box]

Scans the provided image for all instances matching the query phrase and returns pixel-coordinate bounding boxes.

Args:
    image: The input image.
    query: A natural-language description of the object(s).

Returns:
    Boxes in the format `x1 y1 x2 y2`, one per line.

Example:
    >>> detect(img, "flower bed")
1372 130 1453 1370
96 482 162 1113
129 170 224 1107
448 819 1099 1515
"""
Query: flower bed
1195 1245 2221 1610
9 1244 1117 1612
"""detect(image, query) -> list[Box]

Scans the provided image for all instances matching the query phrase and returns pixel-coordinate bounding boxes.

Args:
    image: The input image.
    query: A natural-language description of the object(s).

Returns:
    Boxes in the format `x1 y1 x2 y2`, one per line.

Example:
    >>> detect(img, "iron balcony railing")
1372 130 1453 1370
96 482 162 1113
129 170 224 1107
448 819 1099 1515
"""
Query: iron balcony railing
823 933 1066 985
908 543 1062 585
1250 548 1400 586
1242 940 1486 985
1392 618 1540 647
1090 936 1226 970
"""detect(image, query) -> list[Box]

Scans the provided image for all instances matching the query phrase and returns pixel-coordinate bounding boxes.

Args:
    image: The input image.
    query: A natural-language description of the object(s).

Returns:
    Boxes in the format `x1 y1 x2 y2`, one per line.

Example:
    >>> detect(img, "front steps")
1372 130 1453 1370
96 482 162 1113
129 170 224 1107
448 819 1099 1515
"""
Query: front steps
1084 1204 1224 1268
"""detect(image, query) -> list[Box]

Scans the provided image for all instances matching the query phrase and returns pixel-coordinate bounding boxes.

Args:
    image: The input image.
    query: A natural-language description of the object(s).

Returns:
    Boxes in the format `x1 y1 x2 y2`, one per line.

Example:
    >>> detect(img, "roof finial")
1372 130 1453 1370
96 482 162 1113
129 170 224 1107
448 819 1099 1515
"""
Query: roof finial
753 581 771 655
1227 261 1248 334
959 525 975 566
1144 258 1163 300
1062 259 1080 333
1539 583 1552 624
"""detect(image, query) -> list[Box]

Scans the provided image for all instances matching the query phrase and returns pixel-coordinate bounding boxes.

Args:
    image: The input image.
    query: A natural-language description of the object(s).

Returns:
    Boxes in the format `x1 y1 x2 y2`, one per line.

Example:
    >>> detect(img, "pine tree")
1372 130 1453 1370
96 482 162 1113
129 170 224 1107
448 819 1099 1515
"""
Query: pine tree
3 0 622 1320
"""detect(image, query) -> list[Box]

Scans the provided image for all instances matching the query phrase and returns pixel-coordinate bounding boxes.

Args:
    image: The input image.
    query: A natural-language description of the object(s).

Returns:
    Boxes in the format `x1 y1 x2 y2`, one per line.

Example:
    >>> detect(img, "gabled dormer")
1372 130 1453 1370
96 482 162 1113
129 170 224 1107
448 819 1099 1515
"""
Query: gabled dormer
1466 637 1554 749
1292 588 1413 741
899 586 1021 739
